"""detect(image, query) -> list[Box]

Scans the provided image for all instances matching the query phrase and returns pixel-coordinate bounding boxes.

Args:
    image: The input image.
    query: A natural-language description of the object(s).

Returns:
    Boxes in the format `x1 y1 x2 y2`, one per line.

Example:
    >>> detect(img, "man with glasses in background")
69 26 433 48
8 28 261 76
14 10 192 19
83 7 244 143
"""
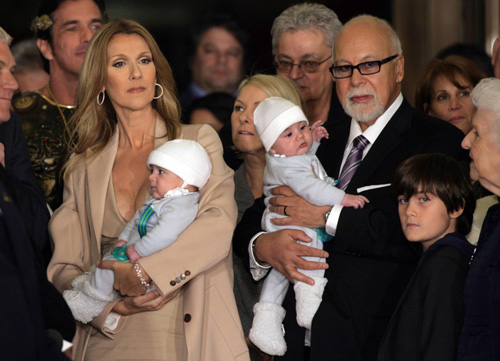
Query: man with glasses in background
235 14 468 360
271 3 344 125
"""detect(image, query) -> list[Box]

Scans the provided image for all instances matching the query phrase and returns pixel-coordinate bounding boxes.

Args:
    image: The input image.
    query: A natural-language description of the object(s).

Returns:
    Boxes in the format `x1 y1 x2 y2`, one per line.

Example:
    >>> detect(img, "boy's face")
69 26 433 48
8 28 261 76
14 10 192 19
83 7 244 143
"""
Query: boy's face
270 121 313 157
149 165 184 199
398 191 462 251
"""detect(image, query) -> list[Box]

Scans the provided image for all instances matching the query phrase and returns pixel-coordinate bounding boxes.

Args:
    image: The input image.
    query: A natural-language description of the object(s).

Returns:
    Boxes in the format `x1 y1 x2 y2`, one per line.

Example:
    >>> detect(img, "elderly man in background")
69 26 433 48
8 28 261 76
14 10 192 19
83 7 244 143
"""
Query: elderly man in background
271 3 344 126
180 13 246 111
13 0 106 211
235 15 468 360
0 26 74 360
11 38 49 94
457 77 500 361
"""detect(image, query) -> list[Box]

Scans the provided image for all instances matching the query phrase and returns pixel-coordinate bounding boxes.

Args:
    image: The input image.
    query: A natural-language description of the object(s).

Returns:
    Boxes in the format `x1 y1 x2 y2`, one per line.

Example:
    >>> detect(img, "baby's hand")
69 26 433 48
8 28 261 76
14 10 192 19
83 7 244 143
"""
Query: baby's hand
311 119 329 142
113 240 127 250
127 244 141 263
341 194 369 209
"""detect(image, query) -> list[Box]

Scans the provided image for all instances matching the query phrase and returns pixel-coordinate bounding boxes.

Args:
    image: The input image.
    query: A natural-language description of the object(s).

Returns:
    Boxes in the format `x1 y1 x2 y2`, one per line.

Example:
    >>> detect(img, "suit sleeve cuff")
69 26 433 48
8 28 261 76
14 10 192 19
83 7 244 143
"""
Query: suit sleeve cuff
325 204 343 236
248 232 271 281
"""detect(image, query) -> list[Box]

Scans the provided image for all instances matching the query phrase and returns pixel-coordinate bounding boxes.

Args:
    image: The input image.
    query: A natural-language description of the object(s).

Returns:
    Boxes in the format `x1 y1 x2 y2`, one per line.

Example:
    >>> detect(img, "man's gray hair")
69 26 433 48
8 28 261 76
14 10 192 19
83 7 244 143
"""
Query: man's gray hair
341 15 402 55
0 27 13 46
271 3 342 56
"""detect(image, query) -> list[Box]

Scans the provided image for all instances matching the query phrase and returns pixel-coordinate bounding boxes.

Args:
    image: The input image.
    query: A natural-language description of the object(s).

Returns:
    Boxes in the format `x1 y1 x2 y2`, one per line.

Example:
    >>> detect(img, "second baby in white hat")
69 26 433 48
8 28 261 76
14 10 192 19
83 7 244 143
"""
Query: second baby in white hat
63 139 212 324
249 97 369 356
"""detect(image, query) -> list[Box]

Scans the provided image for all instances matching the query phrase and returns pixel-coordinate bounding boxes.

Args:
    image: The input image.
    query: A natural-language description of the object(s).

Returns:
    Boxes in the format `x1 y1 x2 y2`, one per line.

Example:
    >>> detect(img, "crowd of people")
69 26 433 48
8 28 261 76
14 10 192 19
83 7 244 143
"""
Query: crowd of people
2 1 500 360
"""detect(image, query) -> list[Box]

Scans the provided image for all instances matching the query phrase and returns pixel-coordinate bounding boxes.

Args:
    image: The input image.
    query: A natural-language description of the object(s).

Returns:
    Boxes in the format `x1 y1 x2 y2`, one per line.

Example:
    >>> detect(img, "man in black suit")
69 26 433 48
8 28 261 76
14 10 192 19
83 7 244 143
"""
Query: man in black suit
0 26 74 360
234 15 468 360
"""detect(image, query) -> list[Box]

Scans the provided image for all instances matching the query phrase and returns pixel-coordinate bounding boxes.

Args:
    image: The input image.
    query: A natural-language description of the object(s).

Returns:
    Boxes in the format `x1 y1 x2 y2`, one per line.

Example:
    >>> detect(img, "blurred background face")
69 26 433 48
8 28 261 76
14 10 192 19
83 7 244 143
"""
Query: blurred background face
0 41 18 122
427 75 475 134
191 27 243 94
230 84 266 154
189 108 224 132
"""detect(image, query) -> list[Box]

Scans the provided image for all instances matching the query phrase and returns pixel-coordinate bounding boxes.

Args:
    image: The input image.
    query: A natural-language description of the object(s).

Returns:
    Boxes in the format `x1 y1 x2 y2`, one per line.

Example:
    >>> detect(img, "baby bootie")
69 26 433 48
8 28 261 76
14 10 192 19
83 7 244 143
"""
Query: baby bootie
63 273 116 324
249 301 287 356
294 276 328 329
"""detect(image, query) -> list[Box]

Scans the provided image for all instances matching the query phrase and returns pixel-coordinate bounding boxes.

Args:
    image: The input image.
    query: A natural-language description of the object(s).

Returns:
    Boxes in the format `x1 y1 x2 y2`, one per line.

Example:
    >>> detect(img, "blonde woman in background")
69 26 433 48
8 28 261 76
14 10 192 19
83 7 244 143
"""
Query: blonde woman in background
230 74 303 361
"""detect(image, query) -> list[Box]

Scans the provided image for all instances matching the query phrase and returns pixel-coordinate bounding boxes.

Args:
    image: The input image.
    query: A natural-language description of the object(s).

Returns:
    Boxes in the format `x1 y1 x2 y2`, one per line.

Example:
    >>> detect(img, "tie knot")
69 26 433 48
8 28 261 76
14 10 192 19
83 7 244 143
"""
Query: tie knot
352 135 370 150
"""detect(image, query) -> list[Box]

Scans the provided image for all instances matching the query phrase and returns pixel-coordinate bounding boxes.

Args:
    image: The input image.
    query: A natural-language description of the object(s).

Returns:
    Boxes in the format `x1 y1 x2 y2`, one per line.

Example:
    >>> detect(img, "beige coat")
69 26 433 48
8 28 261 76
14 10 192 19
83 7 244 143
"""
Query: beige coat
48 122 250 361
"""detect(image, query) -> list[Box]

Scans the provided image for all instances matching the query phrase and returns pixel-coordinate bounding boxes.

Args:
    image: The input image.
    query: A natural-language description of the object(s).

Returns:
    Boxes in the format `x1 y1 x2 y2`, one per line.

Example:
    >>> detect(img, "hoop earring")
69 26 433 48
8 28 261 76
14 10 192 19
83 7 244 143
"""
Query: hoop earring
153 83 164 99
97 91 105 105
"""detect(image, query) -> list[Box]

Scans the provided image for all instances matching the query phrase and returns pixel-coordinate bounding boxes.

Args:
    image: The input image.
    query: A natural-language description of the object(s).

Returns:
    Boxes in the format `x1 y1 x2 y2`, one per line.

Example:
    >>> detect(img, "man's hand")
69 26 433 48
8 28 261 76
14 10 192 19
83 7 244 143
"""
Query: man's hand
255 229 328 285
268 185 331 228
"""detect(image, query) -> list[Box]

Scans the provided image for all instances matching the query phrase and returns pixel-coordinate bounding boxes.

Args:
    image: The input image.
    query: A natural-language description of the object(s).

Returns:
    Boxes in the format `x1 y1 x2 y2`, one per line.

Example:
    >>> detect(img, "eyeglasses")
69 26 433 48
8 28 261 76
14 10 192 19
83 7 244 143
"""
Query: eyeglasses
330 54 399 79
274 55 332 73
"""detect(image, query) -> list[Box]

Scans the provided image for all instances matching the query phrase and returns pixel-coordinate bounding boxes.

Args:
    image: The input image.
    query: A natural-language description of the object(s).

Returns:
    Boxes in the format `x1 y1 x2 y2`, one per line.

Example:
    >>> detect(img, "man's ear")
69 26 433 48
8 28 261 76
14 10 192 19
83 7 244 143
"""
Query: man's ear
395 55 404 83
37 38 54 61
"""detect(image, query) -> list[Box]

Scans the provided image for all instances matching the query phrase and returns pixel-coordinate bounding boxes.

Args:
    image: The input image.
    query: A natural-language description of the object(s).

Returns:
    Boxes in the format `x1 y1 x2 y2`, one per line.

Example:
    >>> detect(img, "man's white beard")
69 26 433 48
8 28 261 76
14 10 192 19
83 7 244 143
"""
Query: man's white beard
344 87 385 123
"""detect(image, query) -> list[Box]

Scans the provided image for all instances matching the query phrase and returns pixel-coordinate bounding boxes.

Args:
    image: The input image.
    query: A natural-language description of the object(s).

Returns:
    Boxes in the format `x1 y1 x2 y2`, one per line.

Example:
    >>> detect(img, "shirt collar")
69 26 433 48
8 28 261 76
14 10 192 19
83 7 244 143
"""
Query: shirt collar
347 93 403 145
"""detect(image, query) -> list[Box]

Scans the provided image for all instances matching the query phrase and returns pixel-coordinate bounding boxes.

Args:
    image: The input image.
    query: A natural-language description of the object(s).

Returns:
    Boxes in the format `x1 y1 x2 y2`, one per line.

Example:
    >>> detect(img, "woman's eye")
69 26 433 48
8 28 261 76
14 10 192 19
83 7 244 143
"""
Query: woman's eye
398 197 408 204
140 58 152 64
234 105 243 112
459 90 470 97
112 61 125 68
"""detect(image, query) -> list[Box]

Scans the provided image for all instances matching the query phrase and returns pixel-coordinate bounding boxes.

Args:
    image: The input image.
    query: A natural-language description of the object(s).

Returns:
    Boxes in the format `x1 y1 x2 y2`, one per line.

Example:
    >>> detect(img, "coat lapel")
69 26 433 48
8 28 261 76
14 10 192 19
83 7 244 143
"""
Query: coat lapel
346 99 413 193
86 130 119 254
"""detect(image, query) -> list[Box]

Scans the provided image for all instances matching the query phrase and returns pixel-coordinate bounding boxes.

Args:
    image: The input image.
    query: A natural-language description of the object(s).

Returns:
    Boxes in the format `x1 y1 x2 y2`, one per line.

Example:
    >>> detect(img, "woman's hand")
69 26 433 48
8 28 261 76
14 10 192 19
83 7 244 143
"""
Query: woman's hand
268 185 330 228
112 289 180 316
96 260 148 296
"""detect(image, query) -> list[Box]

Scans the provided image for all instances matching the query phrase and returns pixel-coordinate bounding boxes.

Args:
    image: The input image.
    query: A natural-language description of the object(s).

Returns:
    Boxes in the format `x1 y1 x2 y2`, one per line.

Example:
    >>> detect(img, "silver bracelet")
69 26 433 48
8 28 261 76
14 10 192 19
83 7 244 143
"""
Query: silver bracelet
134 262 152 288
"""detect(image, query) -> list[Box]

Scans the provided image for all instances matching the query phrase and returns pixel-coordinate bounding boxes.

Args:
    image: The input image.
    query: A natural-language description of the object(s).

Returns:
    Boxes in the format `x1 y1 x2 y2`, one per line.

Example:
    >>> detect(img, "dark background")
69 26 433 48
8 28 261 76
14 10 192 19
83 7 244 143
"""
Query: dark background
1 0 391 93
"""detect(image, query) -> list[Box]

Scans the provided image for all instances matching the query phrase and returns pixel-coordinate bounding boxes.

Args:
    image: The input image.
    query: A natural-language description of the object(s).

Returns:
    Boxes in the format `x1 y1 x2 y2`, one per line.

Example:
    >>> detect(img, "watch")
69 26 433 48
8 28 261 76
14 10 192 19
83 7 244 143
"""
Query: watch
324 207 333 223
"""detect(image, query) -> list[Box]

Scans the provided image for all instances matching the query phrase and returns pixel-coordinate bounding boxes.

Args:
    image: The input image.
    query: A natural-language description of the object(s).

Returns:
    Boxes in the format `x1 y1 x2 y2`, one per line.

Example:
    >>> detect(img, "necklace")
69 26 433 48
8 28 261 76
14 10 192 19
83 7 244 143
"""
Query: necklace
45 83 71 137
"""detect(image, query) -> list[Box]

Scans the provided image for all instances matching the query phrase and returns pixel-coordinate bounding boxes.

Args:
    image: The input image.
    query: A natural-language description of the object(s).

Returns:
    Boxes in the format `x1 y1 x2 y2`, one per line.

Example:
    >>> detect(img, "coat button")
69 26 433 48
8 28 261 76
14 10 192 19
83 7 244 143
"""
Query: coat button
170 280 176 286
185 270 191 276
184 313 191 322
175 277 181 283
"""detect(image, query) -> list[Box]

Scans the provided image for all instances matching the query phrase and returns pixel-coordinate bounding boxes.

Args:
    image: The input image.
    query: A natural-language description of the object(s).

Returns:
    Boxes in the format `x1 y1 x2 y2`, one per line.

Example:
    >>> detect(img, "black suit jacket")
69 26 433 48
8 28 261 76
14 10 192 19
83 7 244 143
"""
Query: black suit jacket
234 98 468 360
0 112 75 349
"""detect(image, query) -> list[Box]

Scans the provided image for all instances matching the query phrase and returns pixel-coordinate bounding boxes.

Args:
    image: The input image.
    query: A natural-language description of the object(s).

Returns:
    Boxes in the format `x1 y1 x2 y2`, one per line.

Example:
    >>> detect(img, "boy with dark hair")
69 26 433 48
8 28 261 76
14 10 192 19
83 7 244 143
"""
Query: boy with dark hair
378 153 476 361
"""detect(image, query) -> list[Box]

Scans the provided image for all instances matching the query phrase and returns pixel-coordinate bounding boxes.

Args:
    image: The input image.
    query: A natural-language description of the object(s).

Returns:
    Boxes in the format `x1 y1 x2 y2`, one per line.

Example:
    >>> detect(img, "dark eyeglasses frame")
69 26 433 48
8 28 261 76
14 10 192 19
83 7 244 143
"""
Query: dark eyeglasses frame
329 54 400 79
274 55 332 74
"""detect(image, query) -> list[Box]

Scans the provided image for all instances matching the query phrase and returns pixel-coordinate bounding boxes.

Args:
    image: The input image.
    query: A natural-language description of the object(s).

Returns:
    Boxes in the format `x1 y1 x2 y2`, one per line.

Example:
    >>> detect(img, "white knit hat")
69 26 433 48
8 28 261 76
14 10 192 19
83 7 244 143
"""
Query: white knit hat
254 97 307 152
147 139 212 189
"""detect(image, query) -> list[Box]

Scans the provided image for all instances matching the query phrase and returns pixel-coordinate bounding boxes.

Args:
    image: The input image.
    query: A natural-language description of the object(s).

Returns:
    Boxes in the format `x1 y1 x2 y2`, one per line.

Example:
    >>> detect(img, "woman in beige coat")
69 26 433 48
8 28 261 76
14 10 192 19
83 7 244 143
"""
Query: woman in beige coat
47 19 249 361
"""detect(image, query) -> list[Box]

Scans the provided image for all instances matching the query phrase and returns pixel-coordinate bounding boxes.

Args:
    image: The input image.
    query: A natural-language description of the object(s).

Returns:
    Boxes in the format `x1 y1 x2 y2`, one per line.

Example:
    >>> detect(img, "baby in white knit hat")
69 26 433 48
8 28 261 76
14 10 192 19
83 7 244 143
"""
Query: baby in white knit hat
249 97 368 356
63 139 212 324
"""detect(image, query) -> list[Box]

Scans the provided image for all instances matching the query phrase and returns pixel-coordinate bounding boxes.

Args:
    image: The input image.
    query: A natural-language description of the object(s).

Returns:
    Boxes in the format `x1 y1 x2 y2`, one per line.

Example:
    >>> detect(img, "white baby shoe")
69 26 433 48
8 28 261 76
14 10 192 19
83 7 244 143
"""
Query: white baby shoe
294 276 328 329
249 301 287 356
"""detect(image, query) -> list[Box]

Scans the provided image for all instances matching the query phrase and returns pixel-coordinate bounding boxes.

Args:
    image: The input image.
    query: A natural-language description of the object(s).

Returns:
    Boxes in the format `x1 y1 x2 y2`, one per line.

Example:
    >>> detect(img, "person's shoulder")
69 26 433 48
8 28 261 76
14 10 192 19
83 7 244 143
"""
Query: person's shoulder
12 91 43 114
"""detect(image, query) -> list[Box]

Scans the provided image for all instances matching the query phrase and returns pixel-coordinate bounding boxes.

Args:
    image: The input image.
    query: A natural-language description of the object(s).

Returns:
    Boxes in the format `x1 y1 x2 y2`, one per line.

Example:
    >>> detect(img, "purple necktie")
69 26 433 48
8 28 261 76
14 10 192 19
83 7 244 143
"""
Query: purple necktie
336 135 370 191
